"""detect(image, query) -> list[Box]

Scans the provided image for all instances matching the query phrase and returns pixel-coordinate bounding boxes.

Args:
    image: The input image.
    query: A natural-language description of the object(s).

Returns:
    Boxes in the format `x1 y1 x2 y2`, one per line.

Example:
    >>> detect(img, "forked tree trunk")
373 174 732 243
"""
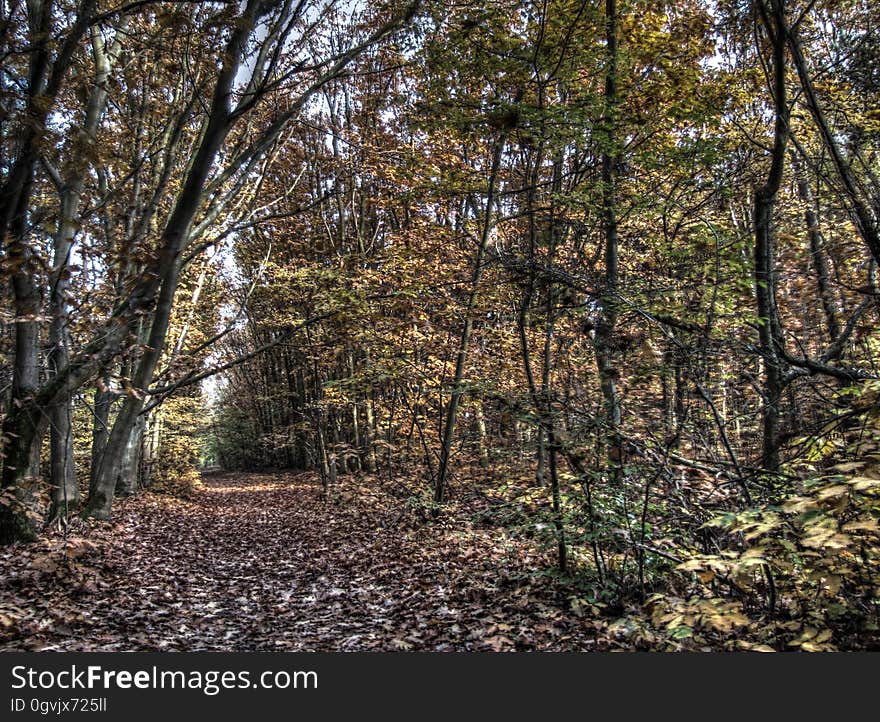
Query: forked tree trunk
46 24 125 521
0 0 101 543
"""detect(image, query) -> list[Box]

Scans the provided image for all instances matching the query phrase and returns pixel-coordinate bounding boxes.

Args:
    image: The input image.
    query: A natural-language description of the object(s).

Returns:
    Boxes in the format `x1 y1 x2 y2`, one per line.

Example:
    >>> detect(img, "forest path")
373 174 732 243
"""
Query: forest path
0 472 603 651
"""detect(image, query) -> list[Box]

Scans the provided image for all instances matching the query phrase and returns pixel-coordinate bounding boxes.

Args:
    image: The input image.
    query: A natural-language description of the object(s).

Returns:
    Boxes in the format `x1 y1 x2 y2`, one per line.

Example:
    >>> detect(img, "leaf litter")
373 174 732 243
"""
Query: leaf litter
0 472 607 651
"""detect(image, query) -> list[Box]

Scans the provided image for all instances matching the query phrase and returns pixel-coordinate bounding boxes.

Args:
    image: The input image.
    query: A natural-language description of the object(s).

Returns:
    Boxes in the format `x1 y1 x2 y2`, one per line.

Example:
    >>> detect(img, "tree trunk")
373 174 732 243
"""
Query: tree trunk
753 0 790 472
0 140 42 542
0 0 100 543
594 0 622 468
46 24 124 521
785 14 880 266
790 150 839 342
0 410 45 544
48 402 77 520
115 415 145 495
475 400 489 467
90 384 114 485
363 393 377 473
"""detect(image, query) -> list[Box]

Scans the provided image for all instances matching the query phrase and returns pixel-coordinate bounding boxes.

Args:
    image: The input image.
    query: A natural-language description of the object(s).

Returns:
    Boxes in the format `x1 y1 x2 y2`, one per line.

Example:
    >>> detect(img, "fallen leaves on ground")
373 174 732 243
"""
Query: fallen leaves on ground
0 472 607 651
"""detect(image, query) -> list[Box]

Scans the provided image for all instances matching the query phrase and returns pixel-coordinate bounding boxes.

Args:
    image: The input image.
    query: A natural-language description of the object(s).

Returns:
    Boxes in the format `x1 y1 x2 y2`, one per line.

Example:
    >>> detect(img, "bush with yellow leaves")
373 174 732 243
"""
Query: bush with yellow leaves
667 446 880 650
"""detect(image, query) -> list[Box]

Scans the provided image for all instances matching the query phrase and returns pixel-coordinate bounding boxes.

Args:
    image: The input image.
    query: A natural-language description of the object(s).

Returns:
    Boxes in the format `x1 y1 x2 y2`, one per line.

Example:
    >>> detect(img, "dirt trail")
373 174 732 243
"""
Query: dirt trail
0 472 602 651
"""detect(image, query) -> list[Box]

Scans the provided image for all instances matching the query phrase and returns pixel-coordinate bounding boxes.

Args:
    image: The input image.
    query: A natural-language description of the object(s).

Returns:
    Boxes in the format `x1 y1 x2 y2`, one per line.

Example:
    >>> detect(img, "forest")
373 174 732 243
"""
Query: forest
0 0 878 653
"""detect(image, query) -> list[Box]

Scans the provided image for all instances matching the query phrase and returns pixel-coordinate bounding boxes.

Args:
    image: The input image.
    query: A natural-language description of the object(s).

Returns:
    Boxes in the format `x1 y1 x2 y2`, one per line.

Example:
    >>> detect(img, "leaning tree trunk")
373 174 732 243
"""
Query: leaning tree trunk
785 14 880 268
84 253 186 518
82 0 265 519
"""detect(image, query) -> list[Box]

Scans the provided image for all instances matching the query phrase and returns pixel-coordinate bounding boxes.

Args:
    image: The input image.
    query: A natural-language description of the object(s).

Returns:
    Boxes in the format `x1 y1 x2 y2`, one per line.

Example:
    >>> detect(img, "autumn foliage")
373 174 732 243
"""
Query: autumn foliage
1 0 879 650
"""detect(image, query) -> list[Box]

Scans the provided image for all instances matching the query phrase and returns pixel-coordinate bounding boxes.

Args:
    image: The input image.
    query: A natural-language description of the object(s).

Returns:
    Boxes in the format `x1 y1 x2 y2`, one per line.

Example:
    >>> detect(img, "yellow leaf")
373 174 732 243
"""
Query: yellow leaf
782 496 817 514
816 484 850 501
849 477 880 492
815 629 833 644
831 462 865 473
842 518 879 533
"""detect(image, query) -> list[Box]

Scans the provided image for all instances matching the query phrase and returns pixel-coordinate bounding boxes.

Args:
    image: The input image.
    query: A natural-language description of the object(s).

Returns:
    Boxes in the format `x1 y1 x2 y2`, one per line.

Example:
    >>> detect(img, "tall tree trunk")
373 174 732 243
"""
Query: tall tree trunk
515 125 567 571
84 255 186 518
753 0 789 472
0 146 44 540
517 287 567 572
0 0 54 542
542 309 567 573
594 0 622 468
47 25 125 519
0 0 100 543
790 150 840 342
